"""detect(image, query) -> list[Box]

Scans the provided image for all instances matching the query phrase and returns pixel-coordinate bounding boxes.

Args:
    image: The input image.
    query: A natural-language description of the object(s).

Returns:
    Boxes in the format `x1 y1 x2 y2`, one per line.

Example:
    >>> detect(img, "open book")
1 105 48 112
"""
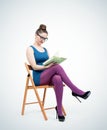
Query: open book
43 56 67 66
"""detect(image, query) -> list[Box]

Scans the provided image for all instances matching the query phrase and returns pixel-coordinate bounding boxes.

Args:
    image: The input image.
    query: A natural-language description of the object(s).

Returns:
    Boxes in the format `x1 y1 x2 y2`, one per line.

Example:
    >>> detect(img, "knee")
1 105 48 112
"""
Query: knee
52 75 61 82
52 75 63 87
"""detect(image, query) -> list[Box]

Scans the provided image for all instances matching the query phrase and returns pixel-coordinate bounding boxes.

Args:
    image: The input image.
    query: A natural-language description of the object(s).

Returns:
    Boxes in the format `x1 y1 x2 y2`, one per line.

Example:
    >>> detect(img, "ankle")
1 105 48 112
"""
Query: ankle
55 106 63 116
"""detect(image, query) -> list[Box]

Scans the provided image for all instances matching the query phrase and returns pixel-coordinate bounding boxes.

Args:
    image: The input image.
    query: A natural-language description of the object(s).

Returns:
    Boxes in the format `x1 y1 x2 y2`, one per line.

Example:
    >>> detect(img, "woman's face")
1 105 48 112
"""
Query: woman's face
36 32 48 45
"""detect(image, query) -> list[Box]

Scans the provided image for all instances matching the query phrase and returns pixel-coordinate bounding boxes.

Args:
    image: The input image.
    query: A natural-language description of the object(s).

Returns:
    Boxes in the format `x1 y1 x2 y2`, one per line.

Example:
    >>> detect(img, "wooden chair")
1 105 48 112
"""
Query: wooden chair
21 62 66 120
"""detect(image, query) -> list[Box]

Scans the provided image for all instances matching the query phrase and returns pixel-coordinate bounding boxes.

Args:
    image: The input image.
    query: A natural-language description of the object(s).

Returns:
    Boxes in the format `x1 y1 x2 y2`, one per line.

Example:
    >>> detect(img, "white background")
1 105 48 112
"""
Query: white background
0 0 107 130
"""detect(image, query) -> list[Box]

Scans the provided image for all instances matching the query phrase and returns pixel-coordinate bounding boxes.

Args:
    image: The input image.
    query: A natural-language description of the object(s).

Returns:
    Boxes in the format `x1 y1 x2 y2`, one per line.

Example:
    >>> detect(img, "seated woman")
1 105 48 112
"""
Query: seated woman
26 24 91 122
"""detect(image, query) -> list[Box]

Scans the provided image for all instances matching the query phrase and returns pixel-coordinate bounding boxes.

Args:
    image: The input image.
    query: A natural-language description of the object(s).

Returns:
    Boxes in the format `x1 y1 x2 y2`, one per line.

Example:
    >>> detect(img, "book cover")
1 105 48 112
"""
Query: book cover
43 56 67 66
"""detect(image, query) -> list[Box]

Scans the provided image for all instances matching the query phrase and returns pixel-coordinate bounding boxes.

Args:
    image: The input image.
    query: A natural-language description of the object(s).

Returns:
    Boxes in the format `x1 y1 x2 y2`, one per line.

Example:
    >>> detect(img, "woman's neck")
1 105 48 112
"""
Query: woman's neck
34 41 39 46
33 42 44 52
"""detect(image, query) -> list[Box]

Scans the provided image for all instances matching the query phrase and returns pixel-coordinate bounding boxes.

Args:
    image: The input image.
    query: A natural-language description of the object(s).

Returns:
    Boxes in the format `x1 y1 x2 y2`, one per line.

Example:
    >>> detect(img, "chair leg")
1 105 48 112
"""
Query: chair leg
21 77 29 115
34 88 48 120
62 105 66 116
21 86 28 115
42 88 47 106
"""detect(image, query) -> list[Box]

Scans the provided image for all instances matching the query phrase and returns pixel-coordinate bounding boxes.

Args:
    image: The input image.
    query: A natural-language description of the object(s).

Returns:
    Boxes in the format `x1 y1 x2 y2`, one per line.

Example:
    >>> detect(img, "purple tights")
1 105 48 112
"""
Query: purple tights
40 64 85 116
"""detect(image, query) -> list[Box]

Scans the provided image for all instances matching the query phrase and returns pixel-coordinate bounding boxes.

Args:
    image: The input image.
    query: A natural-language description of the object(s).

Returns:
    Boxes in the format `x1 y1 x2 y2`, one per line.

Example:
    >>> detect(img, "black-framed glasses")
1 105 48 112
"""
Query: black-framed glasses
37 33 48 41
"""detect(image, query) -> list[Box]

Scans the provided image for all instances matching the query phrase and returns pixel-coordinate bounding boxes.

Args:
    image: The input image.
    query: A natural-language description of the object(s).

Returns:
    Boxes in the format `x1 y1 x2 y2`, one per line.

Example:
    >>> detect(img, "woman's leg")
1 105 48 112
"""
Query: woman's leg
40 64 85 95
51 75 64 116
40 64 85 116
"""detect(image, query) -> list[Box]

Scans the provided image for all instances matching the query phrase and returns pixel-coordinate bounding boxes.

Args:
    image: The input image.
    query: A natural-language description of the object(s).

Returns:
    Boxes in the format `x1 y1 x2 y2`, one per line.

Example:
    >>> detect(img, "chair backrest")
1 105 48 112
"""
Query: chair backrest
25 62 35 87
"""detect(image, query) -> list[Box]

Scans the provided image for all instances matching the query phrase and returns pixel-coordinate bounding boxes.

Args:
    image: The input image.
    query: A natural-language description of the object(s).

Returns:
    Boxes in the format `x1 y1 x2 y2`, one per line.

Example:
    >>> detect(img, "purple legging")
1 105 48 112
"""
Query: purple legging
40 64 85 116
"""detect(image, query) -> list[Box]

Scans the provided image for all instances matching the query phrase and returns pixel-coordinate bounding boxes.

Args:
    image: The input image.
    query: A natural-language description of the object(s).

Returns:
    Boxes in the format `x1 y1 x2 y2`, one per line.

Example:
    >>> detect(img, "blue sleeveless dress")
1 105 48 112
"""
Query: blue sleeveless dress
30 45 49 85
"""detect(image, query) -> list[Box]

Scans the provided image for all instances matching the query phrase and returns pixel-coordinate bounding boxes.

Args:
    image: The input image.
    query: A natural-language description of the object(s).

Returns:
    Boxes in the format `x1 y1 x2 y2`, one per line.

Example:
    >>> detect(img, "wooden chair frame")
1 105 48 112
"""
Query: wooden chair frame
21 63 66 120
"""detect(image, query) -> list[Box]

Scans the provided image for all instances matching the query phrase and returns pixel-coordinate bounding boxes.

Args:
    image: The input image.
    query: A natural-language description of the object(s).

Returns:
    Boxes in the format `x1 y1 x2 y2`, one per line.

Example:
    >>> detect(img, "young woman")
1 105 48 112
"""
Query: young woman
26 24 91 122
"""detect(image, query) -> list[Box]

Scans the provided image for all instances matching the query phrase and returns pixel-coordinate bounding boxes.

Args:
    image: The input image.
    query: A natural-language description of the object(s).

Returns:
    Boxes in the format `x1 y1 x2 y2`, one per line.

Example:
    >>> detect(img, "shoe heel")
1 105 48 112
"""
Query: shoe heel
56 112 58 119
74 96 81 103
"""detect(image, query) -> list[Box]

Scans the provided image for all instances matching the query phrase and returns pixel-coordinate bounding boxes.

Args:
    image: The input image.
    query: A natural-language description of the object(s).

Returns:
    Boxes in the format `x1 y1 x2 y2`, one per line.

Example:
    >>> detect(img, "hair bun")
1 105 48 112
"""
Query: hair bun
39 24 46 30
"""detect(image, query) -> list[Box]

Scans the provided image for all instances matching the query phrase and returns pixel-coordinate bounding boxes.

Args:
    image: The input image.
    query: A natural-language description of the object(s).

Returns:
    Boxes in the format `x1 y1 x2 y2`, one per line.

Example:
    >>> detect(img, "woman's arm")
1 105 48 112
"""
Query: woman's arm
26 47 53 70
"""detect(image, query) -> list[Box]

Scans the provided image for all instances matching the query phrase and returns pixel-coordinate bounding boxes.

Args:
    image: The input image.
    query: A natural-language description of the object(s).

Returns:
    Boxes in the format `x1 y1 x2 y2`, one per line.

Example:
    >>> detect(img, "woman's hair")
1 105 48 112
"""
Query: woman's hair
35 24 48 35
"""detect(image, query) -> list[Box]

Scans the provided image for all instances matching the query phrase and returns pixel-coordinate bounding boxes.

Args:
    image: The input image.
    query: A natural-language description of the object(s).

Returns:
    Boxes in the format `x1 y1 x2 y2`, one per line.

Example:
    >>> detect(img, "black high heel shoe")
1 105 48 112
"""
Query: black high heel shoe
72 91 91 103
55 106 65 122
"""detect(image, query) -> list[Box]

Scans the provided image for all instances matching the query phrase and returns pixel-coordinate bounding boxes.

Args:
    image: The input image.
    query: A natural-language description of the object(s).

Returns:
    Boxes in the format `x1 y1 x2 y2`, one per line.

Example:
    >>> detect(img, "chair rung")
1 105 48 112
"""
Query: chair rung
44 107 55 110
25 101 39 105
